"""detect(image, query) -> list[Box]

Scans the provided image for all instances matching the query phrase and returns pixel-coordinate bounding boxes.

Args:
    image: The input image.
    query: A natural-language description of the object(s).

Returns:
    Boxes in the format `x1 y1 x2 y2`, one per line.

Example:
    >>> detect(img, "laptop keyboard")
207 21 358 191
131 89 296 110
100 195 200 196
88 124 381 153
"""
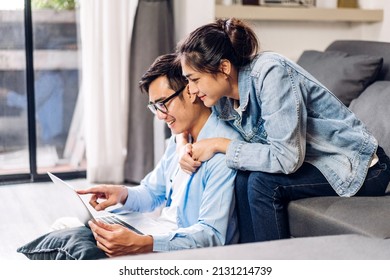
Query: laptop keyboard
98 215 144 235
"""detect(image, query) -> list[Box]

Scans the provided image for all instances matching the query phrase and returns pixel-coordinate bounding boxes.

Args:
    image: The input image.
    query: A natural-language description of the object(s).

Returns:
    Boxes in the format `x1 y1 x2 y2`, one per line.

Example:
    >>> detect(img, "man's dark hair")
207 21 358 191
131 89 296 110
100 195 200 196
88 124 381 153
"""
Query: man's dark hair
139 53 187 94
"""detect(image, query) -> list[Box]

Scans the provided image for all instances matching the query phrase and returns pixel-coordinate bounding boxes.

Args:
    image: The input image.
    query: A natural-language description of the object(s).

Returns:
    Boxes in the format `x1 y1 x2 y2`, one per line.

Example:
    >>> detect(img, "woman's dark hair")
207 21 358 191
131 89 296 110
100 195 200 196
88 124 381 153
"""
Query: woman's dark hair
139 53 187 94
177 18 259 74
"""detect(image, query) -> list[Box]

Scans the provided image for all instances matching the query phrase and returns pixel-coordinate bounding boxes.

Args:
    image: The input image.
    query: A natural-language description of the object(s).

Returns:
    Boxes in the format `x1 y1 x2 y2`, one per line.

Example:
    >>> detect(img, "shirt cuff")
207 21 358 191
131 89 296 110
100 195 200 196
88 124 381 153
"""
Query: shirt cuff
122 186 141 210
152 234 172 252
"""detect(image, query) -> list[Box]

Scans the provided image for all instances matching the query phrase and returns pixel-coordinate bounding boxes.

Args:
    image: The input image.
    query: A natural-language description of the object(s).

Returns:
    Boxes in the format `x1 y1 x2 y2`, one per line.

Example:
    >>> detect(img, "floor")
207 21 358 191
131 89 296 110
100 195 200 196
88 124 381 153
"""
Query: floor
0 178 90 260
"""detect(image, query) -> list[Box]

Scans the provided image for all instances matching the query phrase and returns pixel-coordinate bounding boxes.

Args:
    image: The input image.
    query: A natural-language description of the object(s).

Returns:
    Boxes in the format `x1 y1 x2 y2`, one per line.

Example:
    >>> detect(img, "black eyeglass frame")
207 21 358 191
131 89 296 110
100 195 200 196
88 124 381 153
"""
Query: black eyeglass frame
147 85 186 114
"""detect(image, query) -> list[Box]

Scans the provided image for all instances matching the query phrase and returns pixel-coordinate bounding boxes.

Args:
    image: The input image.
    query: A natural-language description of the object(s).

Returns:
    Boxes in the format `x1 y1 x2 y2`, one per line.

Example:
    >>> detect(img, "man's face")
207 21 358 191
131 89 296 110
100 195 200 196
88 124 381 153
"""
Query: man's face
148 76 193 135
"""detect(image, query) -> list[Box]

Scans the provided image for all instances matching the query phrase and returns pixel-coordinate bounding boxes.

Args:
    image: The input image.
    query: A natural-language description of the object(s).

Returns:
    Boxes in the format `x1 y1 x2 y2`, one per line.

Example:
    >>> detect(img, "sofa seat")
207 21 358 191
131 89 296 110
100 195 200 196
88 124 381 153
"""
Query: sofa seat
288 196 390 238
115 234 390 260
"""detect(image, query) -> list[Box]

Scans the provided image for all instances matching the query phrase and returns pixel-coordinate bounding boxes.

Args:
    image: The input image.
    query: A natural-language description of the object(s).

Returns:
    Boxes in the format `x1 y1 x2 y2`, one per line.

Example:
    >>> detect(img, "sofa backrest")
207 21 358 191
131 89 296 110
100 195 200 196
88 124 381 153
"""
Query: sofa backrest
326 40 390 81
325 40 390 157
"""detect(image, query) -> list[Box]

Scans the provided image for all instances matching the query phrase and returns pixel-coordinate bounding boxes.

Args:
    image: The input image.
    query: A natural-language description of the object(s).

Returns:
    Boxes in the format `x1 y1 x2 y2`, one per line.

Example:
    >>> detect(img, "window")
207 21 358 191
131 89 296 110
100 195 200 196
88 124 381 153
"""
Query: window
0 0 85 183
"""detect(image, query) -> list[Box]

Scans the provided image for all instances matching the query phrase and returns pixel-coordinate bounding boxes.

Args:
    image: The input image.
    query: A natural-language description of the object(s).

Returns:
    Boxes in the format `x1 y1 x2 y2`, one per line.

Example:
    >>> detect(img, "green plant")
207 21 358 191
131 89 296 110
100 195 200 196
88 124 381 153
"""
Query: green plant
31 0 76 10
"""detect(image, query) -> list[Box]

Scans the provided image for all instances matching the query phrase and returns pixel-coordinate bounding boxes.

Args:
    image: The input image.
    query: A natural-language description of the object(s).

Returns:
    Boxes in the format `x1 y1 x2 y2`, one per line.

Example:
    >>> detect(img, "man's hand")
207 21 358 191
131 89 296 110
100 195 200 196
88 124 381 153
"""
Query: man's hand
77 185 128 211
88 220 153 257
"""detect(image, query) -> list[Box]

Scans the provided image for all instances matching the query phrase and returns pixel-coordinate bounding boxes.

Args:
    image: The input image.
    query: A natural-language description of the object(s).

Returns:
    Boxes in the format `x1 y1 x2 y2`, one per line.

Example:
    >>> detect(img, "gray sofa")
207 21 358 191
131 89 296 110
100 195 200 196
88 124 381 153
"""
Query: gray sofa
289 40 390 239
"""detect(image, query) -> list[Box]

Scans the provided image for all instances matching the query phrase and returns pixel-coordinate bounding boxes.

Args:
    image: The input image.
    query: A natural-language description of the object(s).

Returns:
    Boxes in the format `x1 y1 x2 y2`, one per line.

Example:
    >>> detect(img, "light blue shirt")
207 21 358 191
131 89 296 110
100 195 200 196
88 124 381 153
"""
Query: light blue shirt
214 52 377 197
123 112 242 251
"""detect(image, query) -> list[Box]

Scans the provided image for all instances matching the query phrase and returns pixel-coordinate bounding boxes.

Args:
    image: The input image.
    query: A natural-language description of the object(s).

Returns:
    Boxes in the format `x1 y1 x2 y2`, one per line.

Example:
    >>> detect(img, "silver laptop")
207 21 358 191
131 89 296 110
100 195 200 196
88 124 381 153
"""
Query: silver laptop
47 172 143 234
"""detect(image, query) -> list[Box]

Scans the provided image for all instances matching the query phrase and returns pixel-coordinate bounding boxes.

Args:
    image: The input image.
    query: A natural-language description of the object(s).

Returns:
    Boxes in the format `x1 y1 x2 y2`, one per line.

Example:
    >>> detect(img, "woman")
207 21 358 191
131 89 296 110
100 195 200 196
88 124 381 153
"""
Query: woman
176 18 390 243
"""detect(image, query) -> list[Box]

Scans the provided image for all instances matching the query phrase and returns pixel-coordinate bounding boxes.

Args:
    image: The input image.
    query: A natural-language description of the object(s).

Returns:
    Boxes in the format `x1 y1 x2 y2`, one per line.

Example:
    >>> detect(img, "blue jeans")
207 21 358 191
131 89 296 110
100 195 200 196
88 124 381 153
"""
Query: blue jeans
235 146 390 243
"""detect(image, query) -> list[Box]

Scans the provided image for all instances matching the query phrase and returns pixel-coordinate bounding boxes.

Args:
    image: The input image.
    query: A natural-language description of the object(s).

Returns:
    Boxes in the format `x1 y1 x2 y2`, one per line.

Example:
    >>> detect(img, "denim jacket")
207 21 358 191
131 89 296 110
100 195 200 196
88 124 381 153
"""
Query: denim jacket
214 52 377 197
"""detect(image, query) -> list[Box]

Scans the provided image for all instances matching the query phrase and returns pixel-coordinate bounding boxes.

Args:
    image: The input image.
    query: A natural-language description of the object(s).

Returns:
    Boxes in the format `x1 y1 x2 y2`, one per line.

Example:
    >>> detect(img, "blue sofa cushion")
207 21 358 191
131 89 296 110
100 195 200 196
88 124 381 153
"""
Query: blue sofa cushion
297 50 383 106
16 226 107 260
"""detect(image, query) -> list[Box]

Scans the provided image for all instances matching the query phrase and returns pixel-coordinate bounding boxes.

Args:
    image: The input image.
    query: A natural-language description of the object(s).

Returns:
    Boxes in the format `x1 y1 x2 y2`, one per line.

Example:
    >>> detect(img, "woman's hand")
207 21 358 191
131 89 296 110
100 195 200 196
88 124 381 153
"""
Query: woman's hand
176 132 201 174
178 143 202 174
77 185 128 211
191 138 217 162
88 220 153 257
179 137 231 174
192 138 231 161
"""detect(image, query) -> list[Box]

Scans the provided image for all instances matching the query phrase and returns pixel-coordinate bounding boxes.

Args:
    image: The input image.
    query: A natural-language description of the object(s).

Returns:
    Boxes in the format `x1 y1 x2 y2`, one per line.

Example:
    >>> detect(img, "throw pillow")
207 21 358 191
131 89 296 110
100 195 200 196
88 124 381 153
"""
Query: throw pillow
297 50 383 106
349 81 390 157
16 226 107 260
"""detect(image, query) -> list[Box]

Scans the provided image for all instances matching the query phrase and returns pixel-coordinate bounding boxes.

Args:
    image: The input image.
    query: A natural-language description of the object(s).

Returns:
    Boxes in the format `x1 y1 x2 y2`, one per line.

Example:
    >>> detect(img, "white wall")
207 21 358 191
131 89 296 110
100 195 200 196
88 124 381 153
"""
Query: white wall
361 1 390 43
173 0 214 44
174 0 390 61
251 21 365 61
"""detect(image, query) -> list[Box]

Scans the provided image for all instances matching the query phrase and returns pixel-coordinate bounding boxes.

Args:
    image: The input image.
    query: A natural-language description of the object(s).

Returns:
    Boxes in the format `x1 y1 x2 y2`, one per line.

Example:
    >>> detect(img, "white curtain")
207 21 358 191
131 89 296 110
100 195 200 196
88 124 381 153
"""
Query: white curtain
79 0 138 183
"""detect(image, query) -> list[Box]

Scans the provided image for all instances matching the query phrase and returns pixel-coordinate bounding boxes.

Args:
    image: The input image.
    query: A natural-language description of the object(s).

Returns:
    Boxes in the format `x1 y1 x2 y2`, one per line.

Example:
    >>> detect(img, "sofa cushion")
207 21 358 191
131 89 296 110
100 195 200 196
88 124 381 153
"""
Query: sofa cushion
297 50 383 106
325 40 390 81
16 226 107 260
288 196 390 238
349 81 390 156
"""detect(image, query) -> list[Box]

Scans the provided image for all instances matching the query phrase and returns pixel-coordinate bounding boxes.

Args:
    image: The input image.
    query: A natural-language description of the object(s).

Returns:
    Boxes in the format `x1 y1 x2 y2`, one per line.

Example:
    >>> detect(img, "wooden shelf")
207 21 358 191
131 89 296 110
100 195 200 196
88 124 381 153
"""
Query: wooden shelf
215 5 383 22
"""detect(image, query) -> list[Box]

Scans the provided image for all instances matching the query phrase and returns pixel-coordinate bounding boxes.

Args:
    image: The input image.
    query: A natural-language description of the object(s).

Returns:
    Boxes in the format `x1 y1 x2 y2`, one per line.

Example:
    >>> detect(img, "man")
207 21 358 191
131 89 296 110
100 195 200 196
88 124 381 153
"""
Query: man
77 53 242 257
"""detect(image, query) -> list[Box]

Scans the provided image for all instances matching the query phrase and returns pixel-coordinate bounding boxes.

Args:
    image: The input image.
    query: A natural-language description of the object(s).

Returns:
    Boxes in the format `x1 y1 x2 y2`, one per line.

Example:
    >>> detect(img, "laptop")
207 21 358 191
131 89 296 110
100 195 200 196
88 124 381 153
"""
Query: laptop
47 172 143 235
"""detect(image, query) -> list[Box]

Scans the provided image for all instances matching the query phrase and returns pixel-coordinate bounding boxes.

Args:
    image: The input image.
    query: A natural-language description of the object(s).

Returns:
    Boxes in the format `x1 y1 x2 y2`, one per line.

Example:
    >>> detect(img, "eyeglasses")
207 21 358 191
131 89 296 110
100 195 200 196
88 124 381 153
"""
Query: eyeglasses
147 86 186 114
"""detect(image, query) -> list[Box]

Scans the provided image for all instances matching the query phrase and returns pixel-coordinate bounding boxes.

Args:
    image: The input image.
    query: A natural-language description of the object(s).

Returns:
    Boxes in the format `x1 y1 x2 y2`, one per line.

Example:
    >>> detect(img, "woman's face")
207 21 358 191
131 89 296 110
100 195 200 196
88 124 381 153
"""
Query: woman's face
181 58 231 107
